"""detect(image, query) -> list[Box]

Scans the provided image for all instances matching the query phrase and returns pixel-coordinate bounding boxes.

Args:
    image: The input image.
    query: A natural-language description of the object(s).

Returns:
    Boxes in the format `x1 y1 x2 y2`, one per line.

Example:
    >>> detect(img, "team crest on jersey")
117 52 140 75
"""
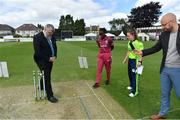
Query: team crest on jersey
100 40 108 48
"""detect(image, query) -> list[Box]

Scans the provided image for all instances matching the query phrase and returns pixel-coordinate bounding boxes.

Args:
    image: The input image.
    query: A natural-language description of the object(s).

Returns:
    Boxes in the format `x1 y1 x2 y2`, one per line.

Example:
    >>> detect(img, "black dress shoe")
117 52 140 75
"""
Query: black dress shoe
48 96 58 103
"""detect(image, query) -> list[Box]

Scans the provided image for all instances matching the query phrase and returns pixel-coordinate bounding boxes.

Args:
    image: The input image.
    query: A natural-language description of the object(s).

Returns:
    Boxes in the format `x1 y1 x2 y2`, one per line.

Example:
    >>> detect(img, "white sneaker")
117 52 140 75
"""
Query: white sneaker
129 93 135 97
126 86 132 90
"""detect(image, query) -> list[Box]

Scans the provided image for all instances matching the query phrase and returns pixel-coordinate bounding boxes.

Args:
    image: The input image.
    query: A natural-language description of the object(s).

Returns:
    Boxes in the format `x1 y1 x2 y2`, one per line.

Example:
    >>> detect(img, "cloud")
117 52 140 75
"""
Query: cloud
0 0 107 28
0 0 128 29
86 12 127 29
3 0 180 30
135 0 180 9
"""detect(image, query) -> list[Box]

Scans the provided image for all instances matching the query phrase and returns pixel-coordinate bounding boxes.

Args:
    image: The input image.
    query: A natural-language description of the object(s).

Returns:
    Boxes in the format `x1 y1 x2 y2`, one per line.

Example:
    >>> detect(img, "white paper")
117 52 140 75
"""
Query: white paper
137 65 144 75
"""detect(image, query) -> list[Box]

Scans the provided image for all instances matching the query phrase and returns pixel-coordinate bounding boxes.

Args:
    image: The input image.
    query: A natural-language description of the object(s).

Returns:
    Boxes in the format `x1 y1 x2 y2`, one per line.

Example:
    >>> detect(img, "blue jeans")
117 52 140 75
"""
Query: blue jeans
159 67 180 116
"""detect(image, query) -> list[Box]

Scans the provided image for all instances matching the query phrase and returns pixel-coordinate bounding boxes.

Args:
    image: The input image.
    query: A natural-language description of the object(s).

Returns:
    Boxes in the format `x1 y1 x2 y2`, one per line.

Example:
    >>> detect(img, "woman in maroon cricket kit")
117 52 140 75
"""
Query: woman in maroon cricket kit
93 28 114 88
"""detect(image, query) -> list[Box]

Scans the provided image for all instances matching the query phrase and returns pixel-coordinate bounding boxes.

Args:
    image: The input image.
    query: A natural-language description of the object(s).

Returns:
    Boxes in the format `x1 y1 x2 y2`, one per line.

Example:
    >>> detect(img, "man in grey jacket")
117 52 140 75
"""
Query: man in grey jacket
134 13 180 119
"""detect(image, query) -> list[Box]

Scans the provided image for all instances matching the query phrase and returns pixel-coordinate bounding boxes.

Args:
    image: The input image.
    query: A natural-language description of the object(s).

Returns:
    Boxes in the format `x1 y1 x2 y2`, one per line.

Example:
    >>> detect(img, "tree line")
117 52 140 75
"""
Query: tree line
108 2 162 35
58 15 86 36
37 1 162 36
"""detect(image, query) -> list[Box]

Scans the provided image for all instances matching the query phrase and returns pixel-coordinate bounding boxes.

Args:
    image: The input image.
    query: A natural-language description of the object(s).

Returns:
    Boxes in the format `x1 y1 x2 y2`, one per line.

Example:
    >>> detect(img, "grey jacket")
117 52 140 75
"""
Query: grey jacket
142 26 180 73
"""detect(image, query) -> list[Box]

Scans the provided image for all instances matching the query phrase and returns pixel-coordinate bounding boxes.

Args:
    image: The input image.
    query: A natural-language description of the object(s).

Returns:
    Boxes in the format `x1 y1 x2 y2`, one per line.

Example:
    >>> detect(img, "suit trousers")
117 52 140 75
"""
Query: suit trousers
36 60 54 99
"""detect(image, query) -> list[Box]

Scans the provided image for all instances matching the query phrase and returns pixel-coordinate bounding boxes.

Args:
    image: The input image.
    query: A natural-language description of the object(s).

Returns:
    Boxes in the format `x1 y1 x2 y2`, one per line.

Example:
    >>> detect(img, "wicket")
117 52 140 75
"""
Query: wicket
33 70 46 101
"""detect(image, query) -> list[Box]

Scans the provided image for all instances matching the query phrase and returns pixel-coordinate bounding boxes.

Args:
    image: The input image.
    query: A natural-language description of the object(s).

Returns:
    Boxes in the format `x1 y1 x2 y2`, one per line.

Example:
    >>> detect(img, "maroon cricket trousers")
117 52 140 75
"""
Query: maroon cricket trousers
95 52 112 83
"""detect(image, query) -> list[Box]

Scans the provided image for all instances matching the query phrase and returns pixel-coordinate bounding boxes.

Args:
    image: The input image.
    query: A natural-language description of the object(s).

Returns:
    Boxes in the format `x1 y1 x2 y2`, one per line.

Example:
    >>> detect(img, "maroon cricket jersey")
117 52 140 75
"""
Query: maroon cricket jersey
97 35 114 53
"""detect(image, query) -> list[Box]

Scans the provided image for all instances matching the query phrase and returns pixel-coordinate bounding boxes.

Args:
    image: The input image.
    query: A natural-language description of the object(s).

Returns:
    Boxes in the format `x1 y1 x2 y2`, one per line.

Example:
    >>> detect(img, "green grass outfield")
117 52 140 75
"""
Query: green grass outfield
0 41 179 119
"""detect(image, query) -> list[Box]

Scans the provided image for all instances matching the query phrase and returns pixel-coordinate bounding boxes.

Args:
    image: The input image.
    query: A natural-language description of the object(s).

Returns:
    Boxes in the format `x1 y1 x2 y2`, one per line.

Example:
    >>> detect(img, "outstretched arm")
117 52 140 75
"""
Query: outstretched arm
134 40 162 56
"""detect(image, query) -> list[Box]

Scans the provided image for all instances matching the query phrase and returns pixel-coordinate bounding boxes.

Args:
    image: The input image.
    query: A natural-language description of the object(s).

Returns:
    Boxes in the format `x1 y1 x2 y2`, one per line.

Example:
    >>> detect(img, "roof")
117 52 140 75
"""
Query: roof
119 31 126 36
84 33 97 37
16 24 39 31
138 32 149 37
105 33 115 37
136 26 162 30
0 24 14 31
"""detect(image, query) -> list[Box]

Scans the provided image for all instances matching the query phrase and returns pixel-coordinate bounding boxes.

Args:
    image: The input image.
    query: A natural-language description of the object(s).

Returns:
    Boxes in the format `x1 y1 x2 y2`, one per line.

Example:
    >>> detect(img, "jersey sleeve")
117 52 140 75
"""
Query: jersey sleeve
139 42 144 50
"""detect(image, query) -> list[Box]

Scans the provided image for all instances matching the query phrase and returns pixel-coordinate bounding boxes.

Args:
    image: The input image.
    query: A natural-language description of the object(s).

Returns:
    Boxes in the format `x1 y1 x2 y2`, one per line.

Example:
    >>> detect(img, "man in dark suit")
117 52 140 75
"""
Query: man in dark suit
33 24 58 103
134 13 180 119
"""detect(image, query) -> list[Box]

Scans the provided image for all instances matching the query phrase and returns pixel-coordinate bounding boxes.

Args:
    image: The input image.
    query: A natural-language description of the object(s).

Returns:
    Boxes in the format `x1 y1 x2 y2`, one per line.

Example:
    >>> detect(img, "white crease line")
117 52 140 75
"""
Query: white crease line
86 81 115 120
79 96 91 120
10 94 95 106
11 101 34 106
59 94 95 101
75 85 93 120
142 116 150 119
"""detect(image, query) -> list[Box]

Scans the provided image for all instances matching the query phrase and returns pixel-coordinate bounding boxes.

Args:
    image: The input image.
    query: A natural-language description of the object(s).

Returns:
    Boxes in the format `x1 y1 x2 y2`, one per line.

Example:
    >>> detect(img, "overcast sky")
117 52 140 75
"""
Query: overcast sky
1 0 180 29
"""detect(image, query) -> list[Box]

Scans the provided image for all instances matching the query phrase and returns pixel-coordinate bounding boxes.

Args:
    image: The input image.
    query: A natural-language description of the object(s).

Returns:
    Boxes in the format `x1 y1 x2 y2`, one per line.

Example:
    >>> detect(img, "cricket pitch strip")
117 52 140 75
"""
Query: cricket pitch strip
0 80 131 119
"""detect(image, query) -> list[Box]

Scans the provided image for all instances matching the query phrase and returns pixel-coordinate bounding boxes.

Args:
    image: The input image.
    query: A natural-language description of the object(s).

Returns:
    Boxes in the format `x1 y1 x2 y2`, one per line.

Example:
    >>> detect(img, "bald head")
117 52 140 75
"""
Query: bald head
161 13 178 32
161 13 177 23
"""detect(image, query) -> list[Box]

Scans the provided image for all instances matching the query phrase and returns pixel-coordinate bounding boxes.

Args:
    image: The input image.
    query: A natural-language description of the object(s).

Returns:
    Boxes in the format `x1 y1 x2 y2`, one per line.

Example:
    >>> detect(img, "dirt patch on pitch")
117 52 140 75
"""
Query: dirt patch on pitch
0 80 131 119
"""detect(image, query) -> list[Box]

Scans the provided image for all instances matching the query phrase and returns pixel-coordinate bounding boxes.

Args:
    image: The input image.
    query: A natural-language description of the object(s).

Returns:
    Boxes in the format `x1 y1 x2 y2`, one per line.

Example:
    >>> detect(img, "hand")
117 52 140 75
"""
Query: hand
49 57 56 62
134 49 143 55
137 61 142 67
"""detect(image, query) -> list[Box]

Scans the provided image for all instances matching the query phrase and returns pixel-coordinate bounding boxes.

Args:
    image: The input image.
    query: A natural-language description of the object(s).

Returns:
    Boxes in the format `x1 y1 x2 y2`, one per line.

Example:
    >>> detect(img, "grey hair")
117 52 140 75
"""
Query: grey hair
44 24 55 32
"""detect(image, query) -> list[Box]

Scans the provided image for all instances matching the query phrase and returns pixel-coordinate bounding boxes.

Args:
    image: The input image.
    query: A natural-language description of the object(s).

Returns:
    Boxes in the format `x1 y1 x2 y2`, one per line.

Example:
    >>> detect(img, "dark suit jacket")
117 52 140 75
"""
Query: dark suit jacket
142 26 180 73
33 31 57 63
